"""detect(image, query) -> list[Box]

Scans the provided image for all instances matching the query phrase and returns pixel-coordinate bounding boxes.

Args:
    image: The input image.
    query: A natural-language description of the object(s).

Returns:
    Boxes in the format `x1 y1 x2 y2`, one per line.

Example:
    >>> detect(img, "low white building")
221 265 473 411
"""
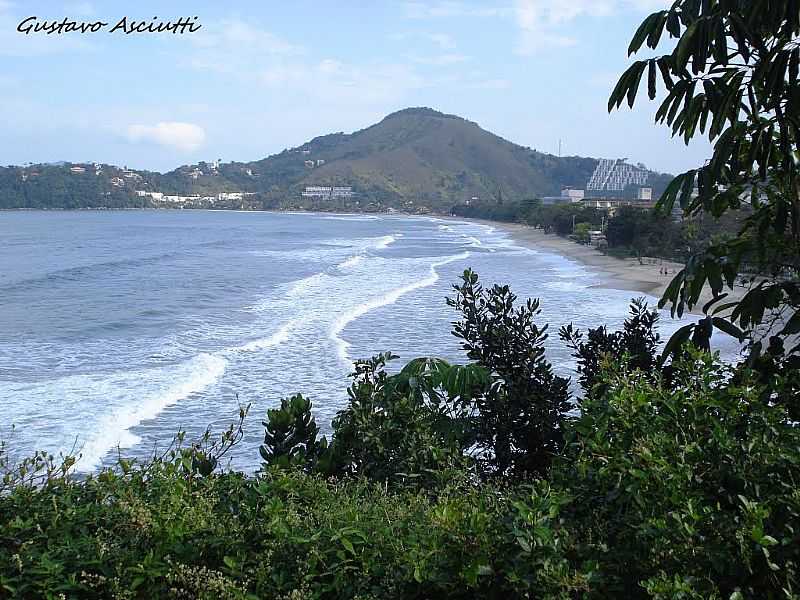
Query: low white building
301 186 353 199
218 192 244 201
561 187 585 202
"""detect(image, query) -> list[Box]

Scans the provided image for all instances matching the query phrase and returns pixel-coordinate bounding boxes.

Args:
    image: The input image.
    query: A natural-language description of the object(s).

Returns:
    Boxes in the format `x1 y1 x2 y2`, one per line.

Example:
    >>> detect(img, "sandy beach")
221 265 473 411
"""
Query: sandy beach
490 221 747 316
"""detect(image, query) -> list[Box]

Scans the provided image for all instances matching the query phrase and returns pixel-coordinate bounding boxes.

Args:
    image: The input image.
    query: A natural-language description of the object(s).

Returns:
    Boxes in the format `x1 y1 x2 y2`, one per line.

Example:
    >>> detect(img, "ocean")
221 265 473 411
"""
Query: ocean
0 210 730 471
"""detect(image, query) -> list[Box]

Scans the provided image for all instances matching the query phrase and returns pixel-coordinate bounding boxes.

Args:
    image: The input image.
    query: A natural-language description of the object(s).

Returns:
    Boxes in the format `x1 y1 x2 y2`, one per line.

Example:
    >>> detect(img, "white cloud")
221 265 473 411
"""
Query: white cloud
513 0 661 53
126 122 206 152
180 19 426 110
514 0 611 52
186 18 302 73
467 78 511 90
259 58 425 106
400 0 665 53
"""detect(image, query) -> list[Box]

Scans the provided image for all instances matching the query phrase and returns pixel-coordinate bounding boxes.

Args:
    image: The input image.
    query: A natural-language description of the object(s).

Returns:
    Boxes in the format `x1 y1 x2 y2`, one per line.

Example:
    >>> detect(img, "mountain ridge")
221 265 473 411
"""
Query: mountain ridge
0 107 672 211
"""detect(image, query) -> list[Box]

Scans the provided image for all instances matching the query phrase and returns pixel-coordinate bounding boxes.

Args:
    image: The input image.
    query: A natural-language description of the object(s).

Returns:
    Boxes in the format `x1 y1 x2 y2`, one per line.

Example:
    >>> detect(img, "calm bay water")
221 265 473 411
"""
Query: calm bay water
0 210 727 471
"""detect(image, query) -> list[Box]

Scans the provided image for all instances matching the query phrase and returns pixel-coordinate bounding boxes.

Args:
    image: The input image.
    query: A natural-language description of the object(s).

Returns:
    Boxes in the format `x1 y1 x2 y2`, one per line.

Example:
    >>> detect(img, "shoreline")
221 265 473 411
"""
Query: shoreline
484 221 730 316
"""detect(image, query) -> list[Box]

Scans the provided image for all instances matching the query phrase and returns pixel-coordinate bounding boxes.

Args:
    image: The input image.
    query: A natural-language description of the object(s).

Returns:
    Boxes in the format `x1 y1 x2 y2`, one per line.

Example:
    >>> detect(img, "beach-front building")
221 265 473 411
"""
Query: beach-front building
587 158 649 194
301 186 354 200
541 187 585 205
218 192 244 201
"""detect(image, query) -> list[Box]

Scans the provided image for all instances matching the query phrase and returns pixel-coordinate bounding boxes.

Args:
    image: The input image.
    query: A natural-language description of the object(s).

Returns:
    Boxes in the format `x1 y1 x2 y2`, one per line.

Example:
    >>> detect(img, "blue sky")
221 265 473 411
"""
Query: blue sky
0 0 712 174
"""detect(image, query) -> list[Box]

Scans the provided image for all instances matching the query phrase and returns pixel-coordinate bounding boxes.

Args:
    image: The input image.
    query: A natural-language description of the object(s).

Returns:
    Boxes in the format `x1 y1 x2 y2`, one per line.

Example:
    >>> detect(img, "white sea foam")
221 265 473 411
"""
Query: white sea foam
322 215 381 221
374 234 399 249
333 234 399 269
465 236 483 247
231 321 295 353
337 255 365 269
75 353 227 470
544 281 589 292
330 252 470 364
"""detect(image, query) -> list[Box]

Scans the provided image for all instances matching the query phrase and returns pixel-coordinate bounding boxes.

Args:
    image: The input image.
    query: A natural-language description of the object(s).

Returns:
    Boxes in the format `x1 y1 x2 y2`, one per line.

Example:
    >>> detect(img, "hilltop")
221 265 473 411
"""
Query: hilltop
0 108 671 212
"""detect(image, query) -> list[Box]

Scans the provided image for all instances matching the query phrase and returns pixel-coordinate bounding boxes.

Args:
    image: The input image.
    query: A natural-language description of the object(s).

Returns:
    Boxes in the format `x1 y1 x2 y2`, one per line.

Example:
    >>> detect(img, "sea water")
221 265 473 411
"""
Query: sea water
0 210 737 471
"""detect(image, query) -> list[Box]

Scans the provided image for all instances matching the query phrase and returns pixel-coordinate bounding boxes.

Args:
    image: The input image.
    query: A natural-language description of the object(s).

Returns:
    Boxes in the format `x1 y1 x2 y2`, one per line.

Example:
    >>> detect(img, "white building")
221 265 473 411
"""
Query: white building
218 192 244 201
587 159 649 192
561 187 585 202
301 186 354 199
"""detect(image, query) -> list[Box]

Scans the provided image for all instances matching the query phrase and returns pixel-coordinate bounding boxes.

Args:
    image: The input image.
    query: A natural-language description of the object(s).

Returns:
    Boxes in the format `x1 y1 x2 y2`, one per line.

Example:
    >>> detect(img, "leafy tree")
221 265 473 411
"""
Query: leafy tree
260 353 488 486
573 221 592 244
259 394 328 472
560 298 661 397
606 205 645 248
609 0 800 357
447 269 571 478
328 353 485 485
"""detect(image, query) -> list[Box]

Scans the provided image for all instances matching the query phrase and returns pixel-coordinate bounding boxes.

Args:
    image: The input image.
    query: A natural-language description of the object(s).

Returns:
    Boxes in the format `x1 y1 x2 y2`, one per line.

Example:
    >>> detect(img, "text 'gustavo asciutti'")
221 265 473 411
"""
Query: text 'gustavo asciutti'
17 16 202 35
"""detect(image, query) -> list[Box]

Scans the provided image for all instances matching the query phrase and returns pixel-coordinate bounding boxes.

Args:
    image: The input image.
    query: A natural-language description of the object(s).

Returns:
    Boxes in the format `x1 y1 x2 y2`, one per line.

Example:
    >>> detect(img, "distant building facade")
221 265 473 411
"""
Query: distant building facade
587 159 649 193
301 186 354 200
541 187 586 205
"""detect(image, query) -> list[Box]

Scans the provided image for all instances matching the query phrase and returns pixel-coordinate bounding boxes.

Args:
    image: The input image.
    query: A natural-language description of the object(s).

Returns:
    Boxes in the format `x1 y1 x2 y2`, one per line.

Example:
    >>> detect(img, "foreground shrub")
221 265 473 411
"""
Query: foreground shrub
0 460 589 599
448 269 571 479
559 350 800 598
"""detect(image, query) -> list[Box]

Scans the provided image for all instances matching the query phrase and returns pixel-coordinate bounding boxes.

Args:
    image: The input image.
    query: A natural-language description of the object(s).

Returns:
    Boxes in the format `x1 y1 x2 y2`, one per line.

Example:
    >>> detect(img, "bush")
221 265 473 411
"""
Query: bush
558 350 800 598
0 455 586 599
447 269 571 479
559 298 661 397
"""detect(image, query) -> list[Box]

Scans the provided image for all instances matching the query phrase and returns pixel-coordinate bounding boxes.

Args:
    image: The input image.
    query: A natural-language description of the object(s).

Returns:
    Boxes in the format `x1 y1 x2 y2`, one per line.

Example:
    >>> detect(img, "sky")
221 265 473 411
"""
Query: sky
0 0 713 174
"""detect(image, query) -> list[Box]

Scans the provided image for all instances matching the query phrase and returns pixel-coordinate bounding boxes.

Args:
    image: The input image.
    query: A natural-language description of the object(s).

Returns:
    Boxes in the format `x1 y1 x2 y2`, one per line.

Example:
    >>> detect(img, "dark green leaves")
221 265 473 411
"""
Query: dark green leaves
611 0 800 355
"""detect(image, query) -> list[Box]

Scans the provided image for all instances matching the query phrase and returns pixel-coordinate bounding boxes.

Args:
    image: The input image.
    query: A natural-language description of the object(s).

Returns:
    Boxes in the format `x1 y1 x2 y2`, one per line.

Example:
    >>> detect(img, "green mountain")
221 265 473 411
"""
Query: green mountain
0 108 670 211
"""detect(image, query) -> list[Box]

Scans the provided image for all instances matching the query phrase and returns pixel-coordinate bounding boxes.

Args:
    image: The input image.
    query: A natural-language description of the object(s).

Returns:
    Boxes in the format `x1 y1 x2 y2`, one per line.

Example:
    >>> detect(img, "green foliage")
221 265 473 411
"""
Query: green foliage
327 353 481 486
610 0 800 354
259 353 490 487
448 269 571 478
560 298 661 397
573 222 592 244
0 448 589 599
4 344 799 598
261 270 573 483
559 349 800 598
259 394 328 473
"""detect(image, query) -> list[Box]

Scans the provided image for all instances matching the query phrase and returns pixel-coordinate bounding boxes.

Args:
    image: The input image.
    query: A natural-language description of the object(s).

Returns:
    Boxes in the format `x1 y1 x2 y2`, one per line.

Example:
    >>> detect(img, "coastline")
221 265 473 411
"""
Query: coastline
485 220 742 316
